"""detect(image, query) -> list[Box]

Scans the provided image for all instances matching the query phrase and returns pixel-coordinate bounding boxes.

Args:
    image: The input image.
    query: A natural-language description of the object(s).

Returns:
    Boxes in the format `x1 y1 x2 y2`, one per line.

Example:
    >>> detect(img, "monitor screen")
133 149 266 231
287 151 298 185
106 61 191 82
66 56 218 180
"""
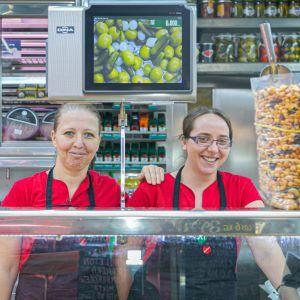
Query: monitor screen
84 5 191 93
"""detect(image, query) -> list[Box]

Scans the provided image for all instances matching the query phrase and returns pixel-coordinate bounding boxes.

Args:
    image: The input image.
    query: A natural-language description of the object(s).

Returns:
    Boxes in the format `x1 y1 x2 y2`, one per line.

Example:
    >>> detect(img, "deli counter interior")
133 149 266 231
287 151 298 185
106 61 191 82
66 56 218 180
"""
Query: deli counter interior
0 0 300 300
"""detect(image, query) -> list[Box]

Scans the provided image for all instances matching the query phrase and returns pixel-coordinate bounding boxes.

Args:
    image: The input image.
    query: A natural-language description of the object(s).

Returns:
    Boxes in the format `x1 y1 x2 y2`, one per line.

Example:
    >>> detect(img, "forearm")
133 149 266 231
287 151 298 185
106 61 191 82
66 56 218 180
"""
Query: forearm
0 270 17 300
246 236 285 289
114 237 144 300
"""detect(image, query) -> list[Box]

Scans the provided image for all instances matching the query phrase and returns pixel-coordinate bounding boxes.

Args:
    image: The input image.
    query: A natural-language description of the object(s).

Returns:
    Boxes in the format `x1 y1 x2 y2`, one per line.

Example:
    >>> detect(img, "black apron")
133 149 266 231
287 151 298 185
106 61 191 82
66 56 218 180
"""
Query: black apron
173 166 237 300
16 167 117 300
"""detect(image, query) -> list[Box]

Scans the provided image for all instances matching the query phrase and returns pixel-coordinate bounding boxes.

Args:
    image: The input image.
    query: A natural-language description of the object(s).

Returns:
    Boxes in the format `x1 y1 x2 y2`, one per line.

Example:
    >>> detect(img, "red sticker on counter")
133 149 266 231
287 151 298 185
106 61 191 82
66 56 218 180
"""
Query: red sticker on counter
202 245 212 255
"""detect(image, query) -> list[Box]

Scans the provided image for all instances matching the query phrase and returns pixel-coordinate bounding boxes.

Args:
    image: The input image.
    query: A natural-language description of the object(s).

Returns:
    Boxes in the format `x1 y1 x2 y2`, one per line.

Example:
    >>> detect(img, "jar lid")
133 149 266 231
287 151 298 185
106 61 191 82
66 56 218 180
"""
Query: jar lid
240 33 256 39
215 33 233 38
201 0 214 3
217 0 232 3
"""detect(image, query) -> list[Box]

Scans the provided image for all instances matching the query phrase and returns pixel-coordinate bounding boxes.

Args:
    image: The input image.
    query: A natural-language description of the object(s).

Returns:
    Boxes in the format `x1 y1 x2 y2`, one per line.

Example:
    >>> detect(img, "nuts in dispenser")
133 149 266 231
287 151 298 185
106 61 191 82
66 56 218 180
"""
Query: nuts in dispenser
251 74 300 210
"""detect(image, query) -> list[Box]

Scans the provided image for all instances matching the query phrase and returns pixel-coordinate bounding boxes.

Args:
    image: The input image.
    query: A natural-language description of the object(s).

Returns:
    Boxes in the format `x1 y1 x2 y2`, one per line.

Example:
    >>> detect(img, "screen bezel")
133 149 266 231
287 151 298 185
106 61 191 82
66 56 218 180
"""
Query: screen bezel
84 4 191 93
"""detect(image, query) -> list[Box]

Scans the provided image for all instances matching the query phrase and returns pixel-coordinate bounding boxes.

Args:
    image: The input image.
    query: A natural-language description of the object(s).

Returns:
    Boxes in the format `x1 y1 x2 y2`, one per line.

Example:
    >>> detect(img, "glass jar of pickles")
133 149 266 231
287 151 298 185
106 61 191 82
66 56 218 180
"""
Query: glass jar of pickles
277 0 289 16
259 34 280 62
243 0 256 17
216 0 232 17
214 33 235 62
265 0 278 17
256 0 266 16
288 0 300 16
281 33 300 62
232 0 244 16
200 0 215 18
238 34 258 62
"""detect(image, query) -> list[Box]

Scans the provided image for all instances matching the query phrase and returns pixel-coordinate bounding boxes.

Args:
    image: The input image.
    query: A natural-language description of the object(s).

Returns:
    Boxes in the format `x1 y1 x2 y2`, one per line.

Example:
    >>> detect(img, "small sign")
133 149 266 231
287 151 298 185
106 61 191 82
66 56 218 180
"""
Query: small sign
56 26 75 34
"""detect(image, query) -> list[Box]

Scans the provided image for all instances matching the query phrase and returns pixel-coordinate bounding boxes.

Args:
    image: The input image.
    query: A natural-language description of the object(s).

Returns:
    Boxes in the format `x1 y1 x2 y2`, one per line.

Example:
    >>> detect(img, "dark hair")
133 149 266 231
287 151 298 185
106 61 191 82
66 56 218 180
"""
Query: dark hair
181 107 233 140
53 104 101 133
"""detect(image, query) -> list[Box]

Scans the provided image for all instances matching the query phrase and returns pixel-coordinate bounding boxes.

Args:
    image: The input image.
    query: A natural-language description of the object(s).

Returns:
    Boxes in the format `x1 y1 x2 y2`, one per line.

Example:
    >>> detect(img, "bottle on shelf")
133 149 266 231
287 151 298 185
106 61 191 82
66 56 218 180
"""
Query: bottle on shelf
264 0 278 17
103 112 113 132
199 0 216 18
157 113 166 132
277 0 289 16
148 143 157 163
214 33 235 63
237 33 258 62
130 113 140 131
139 113 149 132
125 143 131 163
104 142 113 162
243 0 256 17
232 0 244 17
112 143 120 162
139 142 148 163
97 146 104 162
216 0 232 17
131 143 139 162
158 146 166 163
255 0 266 17
112 115 119 131
288 0 300 17
149 116 158 132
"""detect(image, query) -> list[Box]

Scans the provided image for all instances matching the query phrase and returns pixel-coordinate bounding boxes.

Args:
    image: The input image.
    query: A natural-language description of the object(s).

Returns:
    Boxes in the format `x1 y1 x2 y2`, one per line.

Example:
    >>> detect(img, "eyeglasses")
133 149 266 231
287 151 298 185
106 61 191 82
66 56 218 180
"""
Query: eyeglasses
188 135 232 149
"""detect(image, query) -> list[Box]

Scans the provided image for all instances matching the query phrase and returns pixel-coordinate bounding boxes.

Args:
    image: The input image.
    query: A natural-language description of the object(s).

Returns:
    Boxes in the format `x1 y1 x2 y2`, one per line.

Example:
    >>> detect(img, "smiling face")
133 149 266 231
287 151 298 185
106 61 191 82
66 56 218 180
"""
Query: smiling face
182 113 231 176
51 109 100 172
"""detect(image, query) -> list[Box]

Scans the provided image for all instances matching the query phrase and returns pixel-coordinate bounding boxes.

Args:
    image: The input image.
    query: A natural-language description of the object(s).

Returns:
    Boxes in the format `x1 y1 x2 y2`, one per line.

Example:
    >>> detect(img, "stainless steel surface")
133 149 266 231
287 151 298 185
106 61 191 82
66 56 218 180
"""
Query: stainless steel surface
47 5 197 103
197 63 300 76
213 89 259 186
0 209 299 236
0 157 54 168
197 18 300 29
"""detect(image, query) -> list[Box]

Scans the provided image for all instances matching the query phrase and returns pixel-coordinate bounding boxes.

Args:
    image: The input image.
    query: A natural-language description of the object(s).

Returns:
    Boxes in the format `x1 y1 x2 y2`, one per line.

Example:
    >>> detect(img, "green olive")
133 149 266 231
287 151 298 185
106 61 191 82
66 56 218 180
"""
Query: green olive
150 67 163 82
95 22 108 35
143 77 152 83
143 64 152 76
170 31 182 47
156 29 169 39
167 57 181 73
97 33 112 49
122 50 135 66
164 45 175 58
94 73 105 83
125 30 138 41
119 71 130 83
133 56 142 70
140 45 151 60
108 68 119 80
132 75 144 83
108 26 120 41
175 45 182 58
164 72 174 81
160 59 168 70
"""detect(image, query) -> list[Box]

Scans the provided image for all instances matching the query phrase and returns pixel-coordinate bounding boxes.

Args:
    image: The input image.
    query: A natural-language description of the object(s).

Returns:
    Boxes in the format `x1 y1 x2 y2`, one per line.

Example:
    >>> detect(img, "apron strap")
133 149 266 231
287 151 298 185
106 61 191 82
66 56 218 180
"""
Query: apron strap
46 167 95 208
173 166 184 209
172 166 226 209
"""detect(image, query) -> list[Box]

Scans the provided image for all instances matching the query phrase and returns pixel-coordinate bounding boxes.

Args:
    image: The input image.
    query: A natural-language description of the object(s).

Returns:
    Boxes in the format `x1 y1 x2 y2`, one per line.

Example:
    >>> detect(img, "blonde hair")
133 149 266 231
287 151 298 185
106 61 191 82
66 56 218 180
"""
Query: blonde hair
53 104 101 133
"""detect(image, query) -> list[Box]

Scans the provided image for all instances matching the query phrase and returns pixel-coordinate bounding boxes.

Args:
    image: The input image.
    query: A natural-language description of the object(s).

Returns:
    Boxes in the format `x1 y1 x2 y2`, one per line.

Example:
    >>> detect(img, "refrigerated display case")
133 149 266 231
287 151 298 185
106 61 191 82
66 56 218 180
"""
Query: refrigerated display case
0 209 299 299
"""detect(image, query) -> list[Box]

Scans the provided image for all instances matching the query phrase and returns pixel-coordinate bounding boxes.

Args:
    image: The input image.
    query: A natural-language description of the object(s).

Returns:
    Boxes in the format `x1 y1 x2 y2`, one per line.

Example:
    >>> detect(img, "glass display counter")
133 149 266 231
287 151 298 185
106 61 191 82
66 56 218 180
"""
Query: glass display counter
0 209 299 300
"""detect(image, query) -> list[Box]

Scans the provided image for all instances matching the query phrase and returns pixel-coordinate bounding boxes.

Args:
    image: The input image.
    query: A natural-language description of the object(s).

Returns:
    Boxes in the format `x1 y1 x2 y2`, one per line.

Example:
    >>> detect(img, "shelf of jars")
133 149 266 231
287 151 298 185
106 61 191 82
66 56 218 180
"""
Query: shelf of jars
197 62 300 74
197 18 300 29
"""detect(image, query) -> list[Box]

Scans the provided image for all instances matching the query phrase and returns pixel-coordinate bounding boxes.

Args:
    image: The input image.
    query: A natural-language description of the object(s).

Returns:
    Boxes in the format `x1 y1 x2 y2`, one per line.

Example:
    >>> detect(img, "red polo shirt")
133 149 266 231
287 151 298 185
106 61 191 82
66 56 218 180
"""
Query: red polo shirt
2 170 121 208
128 171 262 209
2 170 122 270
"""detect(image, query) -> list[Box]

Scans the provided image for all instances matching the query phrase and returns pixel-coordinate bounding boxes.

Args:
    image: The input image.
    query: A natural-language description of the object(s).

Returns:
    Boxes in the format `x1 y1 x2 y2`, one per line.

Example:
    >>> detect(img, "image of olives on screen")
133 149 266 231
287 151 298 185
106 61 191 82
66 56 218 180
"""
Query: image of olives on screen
93 18 182 83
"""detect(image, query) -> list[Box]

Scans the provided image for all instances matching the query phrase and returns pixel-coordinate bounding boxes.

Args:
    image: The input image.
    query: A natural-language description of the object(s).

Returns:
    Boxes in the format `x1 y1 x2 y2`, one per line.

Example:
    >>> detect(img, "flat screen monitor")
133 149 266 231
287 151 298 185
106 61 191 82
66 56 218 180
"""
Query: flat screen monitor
84 5 191 93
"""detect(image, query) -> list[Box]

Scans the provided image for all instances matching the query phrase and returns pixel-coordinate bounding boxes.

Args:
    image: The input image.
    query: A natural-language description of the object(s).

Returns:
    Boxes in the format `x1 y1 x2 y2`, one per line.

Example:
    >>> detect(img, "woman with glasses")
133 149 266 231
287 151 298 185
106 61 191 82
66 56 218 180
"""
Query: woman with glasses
128 107 286 300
